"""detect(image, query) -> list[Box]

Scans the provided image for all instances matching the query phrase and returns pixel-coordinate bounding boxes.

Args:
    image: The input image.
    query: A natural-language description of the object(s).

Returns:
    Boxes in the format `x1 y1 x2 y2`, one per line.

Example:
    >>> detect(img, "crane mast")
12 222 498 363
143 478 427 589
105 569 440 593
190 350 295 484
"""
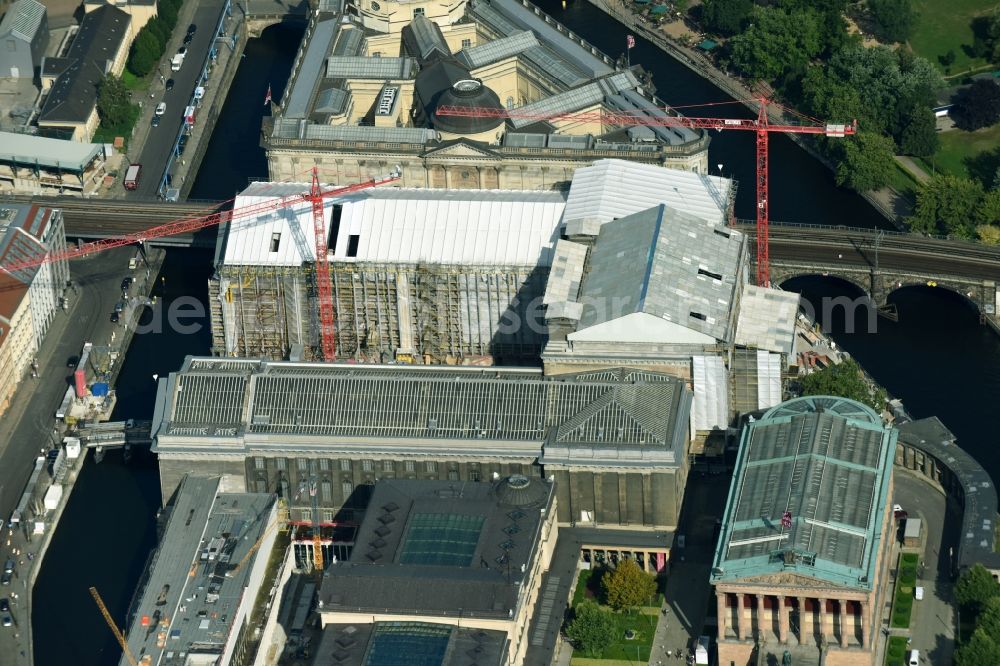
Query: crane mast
435 97 856 286
89 586 139 666
310 479 324 571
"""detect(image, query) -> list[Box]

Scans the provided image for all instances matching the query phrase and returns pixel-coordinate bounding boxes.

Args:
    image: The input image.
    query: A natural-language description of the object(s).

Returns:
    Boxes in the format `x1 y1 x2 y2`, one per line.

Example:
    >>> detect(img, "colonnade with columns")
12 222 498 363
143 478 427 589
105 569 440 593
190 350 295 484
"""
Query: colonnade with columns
715 590 871 649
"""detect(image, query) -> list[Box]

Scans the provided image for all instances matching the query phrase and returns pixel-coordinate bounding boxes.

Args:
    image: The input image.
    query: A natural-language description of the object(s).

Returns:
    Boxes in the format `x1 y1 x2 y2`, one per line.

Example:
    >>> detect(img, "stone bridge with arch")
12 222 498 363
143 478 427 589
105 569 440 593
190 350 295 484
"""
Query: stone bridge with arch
736 223 1000 326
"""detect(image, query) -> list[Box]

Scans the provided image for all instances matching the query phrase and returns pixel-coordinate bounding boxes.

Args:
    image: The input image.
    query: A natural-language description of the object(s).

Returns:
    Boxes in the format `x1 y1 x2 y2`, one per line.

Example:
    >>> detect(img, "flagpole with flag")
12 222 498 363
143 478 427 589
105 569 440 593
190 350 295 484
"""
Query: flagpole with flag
626 34 635 68
264 83 272 107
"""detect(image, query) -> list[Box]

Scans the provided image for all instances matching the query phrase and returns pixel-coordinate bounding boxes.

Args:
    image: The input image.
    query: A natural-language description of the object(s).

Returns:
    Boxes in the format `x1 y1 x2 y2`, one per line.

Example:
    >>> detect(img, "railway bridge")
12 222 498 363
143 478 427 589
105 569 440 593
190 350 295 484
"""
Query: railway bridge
737 222 1000 326
5 196 998 324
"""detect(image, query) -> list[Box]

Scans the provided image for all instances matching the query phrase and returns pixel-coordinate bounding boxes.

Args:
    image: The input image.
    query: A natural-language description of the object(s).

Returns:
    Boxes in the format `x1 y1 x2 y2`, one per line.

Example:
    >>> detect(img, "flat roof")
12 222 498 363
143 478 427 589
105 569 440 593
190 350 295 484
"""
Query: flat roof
0 131 103 171
314 622 508 666
0 203 56 286
712 396 897 591
119 476 276 666
319 477 553 618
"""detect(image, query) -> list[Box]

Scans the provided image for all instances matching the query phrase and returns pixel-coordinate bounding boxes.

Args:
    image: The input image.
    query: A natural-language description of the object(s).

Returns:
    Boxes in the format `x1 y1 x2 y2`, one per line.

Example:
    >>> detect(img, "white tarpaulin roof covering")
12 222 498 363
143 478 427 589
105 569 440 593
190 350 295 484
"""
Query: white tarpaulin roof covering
756 349 782 410
563 159 733 227
692 355 728 431
735 285 800 355
222 184 567 267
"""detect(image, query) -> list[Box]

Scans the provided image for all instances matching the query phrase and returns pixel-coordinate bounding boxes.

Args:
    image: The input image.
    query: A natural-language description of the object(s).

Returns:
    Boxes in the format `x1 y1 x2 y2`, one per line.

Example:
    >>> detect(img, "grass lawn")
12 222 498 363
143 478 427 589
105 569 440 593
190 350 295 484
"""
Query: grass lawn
927 125 1000 183
887 161 922 199
910 0 993 74
885 635 910 666
92 104 140 147
121 68 151 92
890 553 919 629
568 567 664 662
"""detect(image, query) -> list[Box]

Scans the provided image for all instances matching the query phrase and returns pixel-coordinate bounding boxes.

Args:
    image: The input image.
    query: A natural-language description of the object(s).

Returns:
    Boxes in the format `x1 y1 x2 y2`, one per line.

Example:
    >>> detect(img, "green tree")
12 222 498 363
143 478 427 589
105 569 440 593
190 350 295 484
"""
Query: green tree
899 106 939 157
956 564 1000 615
977 190 1000 225
96 74 132 128
601 558 657 612
566 601 615 658
910 175 986 237
834 132 895 192
127 29 160 77
701 0 753 37
868 0 917 44
800 359 886 410
159 0 179 29
727 7 822 83
953 80 1000 131
976 595 1000 637
955 627 1000 666
146 17 170 51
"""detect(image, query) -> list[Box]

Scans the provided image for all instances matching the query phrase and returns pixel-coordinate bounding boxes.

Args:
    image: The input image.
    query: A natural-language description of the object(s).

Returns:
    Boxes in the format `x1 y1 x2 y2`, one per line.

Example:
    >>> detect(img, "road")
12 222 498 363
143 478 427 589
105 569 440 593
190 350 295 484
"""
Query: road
128 0 230 198
0 247 134 662
891 470 959 666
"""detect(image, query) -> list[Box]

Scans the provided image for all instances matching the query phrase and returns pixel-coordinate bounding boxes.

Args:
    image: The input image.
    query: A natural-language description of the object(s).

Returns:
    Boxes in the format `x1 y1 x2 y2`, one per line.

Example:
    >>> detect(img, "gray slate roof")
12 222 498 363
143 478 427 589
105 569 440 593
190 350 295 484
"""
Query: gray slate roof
38 5 129 124
712 396 896 591
576 204 744 342
319 477 553 618
401 14 450 63
0 0 45 41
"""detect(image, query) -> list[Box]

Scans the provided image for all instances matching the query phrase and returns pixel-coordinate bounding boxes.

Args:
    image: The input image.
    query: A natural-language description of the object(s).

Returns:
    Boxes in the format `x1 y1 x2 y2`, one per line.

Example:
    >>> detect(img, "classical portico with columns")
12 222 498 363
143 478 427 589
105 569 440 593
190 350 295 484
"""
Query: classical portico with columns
710 396 898 666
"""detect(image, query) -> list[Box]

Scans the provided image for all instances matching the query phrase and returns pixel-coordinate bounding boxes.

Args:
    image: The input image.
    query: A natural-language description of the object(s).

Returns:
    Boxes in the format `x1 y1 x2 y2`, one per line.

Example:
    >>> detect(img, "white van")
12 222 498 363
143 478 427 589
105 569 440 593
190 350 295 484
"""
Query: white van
914 586 924 600
908 649 919 665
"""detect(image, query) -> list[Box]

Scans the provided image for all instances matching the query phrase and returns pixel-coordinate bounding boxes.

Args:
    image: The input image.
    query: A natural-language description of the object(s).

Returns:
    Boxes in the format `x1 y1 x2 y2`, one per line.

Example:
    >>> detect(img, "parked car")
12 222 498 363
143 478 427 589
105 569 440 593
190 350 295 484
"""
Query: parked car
183 31 194 45
187 23 197 35
3 560 13 574
1 572 11 586
155 102 167 116
66 355 78 368
110 311 120 323
893 503 907 520
0 599 8 613
46 449 60 461
151 114 160 127
165 78 175 91
177 46 187 57
1 616 10 627
908 649 919 666
121 276 133 291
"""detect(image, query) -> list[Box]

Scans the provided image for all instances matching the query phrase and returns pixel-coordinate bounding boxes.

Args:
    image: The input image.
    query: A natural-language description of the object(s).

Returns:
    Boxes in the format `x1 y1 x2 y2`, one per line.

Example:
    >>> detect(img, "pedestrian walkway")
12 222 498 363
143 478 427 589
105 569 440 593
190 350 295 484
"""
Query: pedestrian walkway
895 155 932 184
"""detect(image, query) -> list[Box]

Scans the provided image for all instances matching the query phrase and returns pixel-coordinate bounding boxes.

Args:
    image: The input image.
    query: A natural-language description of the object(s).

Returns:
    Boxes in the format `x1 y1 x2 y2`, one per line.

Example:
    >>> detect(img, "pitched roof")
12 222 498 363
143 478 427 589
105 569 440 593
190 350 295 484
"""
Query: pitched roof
573 205 744 342
38 5 130 125
155 359 690 454
712 396 896 590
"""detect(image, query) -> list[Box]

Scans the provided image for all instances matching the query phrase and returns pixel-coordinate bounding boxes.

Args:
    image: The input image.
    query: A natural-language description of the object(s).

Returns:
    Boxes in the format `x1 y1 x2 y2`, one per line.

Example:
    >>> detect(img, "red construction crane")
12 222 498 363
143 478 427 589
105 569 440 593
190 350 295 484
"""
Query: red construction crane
0 171 400 360
435 97 857 286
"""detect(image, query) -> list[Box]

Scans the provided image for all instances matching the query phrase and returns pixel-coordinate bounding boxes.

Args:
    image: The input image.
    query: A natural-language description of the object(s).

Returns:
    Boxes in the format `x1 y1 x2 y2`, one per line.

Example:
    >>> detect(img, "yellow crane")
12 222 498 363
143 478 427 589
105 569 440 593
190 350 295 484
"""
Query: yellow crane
310 479 324 571
89 586 139 666
226 520 280 577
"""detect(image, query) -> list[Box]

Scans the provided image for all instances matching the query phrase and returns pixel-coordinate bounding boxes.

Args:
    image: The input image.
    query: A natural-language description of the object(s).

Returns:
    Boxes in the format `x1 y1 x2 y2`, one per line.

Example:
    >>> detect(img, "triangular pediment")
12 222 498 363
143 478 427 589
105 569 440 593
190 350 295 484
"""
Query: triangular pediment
423 141 500 159
734 572 850 592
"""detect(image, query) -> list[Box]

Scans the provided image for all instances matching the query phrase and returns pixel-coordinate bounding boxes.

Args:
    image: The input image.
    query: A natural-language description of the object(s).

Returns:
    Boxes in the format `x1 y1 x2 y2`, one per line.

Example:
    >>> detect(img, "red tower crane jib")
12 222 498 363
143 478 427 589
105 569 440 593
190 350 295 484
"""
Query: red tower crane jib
434 97 856 287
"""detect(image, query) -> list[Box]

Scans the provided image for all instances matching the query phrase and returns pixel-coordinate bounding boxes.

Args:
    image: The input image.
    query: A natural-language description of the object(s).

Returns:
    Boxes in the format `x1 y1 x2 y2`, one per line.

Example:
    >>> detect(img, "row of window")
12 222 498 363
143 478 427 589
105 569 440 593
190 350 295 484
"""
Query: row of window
253 457 505 477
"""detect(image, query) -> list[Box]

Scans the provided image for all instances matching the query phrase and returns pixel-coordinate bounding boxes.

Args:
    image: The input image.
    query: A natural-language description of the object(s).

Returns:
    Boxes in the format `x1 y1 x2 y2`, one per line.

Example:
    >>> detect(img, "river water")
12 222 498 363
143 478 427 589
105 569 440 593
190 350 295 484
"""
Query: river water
31 24 301 666
30 7 1000 665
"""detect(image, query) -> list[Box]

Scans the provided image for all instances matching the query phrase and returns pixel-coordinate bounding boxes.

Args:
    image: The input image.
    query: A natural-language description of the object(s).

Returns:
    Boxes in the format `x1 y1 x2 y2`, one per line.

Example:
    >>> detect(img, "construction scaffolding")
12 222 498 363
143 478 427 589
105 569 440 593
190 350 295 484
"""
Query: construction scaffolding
210 262 549 364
